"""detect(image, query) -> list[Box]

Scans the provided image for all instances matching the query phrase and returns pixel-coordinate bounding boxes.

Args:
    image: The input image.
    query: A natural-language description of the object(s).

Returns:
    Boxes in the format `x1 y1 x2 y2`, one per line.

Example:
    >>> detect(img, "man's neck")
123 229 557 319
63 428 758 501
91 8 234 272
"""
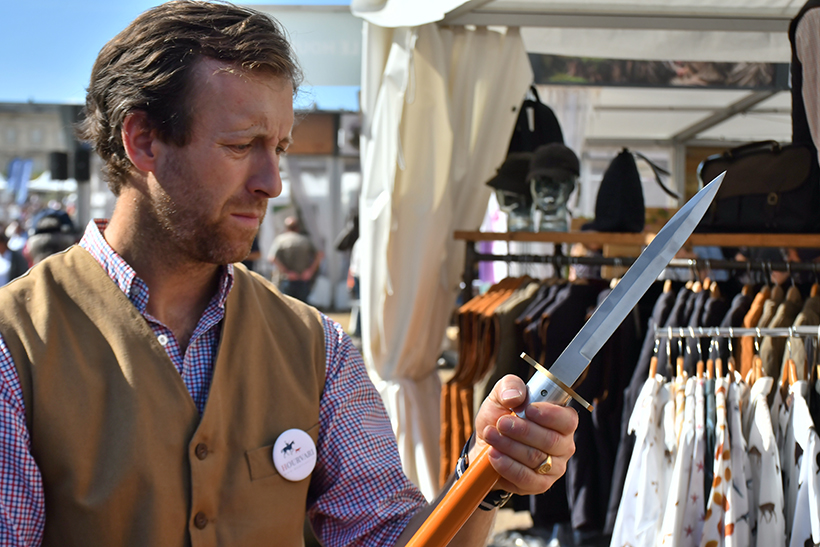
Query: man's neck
104 202 222 353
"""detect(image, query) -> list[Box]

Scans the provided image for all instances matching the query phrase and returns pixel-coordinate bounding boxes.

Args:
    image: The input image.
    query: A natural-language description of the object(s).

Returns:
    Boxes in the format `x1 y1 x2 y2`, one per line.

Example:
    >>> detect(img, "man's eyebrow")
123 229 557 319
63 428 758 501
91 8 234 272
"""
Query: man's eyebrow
282 135 294 146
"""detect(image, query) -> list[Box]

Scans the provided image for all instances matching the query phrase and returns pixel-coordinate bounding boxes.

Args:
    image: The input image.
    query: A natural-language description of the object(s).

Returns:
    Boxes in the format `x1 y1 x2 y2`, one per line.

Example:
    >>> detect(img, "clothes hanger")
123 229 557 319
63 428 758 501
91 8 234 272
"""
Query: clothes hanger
692 326 704 379
649 338 660 379
746 328 763 386
706 337 716 379
726 327 736 377
676 334 685 381
663 278 673 294
741 262 754 296
785 263 802 304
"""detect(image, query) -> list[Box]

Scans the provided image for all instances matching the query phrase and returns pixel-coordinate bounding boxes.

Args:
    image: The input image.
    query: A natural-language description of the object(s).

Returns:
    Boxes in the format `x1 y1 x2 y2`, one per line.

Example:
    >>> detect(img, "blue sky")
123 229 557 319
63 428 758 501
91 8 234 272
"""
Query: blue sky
1 0 357 110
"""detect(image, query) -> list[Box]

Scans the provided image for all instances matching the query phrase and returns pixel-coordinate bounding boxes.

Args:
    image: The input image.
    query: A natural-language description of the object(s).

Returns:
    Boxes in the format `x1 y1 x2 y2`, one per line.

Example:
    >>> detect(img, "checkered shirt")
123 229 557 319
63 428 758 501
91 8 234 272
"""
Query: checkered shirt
0 220 424 545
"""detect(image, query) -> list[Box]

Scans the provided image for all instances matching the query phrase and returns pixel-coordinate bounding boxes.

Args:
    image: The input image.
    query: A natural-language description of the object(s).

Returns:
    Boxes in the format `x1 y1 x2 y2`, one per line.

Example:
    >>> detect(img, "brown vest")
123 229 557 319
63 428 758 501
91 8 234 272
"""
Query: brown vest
0 247 326 547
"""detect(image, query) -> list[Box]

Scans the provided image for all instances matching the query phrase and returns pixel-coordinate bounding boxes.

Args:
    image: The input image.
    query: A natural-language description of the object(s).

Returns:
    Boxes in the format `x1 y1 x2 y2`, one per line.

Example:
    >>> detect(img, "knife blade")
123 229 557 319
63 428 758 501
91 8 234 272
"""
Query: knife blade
519 172 724 412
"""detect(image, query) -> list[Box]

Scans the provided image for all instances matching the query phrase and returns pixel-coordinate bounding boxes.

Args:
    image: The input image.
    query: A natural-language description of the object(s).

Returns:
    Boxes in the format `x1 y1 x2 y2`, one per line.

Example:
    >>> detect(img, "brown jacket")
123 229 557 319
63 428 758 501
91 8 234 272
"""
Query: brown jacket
0 247 326 547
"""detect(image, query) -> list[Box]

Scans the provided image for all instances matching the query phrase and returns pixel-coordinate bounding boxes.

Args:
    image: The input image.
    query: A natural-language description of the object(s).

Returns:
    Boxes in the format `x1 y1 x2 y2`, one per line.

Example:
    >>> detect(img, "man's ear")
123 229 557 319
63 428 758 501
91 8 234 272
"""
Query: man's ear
121 111 157 174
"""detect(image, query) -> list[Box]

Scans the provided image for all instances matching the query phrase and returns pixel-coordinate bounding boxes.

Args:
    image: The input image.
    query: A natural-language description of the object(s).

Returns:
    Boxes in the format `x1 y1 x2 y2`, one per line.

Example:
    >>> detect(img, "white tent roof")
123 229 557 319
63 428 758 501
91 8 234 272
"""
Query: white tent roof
352 0 802 145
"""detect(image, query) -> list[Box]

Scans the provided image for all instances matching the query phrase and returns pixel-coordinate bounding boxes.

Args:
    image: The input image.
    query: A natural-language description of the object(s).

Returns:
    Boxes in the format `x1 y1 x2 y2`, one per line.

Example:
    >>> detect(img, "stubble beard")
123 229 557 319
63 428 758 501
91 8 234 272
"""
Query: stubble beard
152 159 265 266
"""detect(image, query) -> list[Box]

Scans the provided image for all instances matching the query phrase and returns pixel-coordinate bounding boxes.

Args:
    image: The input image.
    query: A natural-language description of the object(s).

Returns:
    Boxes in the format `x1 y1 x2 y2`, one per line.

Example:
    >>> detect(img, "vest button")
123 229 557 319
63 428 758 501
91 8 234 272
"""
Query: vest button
194 511 208 529
195 443 209 460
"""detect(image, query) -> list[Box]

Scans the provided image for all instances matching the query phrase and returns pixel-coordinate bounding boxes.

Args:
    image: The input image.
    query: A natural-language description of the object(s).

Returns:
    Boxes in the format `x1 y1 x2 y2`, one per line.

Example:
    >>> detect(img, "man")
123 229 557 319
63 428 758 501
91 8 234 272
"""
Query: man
268 216 323 302
0 2 577 545
0 227 28 285
24 208 78 265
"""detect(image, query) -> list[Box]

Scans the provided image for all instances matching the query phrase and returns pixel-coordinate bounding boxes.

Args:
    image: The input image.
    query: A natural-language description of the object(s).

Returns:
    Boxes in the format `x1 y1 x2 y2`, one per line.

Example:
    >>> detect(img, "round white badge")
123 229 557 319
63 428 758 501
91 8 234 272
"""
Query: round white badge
272 428 317 482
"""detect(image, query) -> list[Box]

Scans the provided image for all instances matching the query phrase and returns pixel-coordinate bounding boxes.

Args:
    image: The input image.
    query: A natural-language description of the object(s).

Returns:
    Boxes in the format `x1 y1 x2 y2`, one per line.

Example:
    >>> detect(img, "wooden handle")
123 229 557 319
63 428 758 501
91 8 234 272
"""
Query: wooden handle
648 356 658 378
405 446 499 547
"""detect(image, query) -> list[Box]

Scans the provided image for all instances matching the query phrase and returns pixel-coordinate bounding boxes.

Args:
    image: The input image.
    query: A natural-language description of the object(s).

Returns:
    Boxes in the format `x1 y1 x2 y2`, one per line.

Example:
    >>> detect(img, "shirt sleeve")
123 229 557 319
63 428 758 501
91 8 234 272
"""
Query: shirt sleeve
0 334 45 545
796 9 820 164
307 316 426 547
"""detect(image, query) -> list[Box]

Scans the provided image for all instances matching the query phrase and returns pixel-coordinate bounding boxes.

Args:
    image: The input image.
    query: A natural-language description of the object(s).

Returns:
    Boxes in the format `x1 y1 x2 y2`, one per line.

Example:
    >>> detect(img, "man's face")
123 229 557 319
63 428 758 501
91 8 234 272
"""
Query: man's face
148 58 294 265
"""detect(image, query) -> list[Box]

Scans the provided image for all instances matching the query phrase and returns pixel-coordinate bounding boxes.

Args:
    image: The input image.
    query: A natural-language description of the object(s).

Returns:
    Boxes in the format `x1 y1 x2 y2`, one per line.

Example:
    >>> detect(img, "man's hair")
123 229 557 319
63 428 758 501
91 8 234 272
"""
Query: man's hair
77 0 302 195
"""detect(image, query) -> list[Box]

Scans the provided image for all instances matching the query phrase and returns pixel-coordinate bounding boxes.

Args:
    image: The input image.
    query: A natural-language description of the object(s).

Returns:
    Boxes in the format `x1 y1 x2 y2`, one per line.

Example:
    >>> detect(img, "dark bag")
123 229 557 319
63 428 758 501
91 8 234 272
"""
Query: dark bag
697 141 820 233
508 86 564 154
591 149 645 232
334 212 359 251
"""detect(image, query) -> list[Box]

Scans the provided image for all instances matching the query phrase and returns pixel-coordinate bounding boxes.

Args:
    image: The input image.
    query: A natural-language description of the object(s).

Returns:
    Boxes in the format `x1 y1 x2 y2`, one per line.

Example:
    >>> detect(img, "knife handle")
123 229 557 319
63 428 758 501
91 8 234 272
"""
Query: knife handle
406 383 573 547
404 445 499 547
515 372 572 418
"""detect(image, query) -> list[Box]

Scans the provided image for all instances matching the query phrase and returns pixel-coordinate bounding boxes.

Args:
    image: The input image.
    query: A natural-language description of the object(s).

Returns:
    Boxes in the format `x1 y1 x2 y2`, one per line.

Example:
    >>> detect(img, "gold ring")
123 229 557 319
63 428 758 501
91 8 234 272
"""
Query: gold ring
536 455 552 475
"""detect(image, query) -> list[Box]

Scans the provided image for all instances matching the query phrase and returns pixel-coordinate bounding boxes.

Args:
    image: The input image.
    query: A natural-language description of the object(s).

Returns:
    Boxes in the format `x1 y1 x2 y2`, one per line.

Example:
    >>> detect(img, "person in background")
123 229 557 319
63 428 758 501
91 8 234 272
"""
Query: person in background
25 208 79 265
267 215 324 302
5 220 27 253
0 227 28 285
0 2 577 545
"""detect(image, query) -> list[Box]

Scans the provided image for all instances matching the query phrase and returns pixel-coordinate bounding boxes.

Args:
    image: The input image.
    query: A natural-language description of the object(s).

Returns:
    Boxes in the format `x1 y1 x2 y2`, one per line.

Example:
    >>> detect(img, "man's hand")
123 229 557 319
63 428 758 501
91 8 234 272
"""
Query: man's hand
471 374 578 494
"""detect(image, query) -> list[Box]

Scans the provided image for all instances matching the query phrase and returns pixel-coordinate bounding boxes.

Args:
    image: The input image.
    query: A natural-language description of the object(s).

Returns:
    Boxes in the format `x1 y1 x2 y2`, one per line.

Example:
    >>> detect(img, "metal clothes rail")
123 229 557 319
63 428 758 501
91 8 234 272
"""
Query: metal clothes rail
655 326 820 338
454 230 820 304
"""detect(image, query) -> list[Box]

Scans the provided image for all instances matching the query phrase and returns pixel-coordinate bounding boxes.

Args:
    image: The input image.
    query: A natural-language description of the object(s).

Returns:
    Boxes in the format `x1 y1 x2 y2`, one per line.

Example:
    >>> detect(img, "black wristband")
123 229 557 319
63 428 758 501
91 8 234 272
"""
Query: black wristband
455 434 512 511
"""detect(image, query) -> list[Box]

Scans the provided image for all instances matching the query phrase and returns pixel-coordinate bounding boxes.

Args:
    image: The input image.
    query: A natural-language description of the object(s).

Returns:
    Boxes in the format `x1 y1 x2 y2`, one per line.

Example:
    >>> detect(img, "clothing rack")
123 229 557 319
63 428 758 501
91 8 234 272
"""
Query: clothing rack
654 326 820 338
455 230 820 304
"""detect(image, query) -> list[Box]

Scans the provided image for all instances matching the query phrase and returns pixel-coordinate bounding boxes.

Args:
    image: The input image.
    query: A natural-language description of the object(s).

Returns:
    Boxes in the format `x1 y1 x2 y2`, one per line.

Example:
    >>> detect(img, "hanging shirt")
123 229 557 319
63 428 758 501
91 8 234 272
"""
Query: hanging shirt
681 376 708 547
705 376 717 504
725 380 752 547
660 376 697 547
782 382 809 537
700 377 730 547
788 386 820 547
675 375 688 447
745 376 786 547
610 375 670 547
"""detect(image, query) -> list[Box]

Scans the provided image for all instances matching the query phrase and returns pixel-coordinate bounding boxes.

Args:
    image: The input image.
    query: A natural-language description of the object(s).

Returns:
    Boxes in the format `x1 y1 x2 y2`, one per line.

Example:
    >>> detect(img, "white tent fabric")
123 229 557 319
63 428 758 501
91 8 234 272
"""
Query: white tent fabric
358 22 532 499
351 0 466 28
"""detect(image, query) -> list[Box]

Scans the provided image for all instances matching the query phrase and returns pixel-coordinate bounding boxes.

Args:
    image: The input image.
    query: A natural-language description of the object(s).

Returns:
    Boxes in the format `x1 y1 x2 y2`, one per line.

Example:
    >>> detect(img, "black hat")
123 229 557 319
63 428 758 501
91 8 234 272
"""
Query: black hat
527 143 579 182
486 153 533 196
29 208 75 237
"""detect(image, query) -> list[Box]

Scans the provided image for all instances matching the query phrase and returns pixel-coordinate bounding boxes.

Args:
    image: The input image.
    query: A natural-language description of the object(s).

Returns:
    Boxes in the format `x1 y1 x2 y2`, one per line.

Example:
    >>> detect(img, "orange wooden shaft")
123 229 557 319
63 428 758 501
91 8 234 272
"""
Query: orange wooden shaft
405 446 499 547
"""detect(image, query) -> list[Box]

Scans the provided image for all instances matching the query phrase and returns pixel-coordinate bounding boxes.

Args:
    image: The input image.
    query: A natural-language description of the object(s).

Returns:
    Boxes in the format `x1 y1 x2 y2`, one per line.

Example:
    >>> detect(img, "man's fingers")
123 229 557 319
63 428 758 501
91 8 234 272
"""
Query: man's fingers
492 376 528 409
482 424 551 470
487 446 567 495
485 413 575 460
525 403 579 436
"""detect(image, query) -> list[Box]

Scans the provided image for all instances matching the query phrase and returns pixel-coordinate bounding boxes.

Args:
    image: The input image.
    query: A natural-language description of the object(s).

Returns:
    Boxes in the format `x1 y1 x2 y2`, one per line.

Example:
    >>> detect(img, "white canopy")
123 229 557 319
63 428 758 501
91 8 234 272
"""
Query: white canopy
353 0 802 498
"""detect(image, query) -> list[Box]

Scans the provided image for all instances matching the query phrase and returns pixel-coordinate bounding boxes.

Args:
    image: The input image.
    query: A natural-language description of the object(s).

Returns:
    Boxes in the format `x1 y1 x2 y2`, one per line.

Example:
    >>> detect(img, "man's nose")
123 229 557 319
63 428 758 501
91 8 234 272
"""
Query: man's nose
251 149 283 198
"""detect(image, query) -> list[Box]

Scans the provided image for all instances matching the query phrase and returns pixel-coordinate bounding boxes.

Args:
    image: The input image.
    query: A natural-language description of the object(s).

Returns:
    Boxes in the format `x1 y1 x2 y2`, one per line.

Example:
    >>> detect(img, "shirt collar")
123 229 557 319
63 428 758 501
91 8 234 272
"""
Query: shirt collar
78 219 234 312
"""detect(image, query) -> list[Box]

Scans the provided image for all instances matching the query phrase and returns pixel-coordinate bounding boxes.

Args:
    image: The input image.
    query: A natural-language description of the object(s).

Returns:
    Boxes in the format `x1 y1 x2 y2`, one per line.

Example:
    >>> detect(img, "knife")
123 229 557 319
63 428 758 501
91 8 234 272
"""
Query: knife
405 172 724 547
518 171 724 412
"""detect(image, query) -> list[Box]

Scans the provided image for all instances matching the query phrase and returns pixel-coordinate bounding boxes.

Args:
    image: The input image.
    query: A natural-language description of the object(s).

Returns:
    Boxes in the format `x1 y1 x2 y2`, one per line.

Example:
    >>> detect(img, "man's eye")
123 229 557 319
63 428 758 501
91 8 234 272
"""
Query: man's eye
230 143 252 151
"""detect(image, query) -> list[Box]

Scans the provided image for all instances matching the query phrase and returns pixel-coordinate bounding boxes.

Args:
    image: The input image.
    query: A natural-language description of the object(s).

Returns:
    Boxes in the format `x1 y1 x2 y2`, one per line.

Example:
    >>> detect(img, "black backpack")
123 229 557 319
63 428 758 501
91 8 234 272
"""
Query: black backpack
508 86 564 154
592 149 678 233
